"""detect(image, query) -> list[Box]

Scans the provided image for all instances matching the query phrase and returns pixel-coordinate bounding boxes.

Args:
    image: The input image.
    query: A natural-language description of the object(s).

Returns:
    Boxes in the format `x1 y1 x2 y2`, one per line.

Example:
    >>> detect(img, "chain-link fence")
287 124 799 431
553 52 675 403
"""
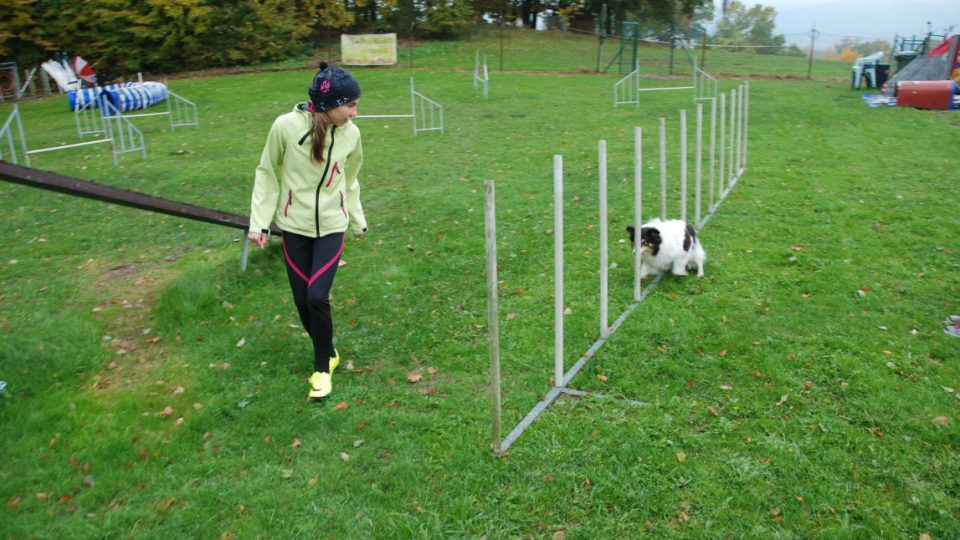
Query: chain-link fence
393 26 851 80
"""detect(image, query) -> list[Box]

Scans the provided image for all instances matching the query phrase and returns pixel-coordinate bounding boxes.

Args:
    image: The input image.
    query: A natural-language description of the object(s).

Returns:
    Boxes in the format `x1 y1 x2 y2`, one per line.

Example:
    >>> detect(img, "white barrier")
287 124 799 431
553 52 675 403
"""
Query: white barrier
614 58 719 107
73 86 198 139
355 78 443 136
2 101 145 167
487 83 750 454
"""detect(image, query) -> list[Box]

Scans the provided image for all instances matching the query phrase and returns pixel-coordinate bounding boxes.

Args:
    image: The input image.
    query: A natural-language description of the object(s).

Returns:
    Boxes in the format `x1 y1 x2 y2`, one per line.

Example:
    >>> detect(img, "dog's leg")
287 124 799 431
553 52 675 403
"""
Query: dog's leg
671 260 688 276
639 262 651 279
696 261 704 277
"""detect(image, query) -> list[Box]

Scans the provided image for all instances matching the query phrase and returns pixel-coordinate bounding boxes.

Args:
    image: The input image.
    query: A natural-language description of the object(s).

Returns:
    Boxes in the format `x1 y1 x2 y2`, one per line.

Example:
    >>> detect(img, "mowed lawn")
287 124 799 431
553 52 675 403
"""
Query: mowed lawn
1 45 959 538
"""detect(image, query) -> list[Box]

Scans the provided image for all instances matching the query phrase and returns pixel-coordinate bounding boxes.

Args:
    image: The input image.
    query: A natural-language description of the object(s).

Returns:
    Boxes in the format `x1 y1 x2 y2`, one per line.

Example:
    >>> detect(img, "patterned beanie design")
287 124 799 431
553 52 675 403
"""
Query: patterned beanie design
308 62 362 112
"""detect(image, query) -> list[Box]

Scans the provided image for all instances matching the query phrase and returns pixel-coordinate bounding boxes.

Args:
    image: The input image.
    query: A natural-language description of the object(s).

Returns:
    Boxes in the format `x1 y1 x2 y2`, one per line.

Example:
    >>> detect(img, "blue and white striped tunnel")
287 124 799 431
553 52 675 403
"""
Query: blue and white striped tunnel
67 82 168 114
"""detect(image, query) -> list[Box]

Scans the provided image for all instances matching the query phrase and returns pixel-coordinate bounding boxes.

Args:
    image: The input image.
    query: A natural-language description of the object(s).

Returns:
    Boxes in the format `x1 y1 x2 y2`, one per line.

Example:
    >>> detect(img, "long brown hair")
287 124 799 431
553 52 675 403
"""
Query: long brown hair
310 111 329 163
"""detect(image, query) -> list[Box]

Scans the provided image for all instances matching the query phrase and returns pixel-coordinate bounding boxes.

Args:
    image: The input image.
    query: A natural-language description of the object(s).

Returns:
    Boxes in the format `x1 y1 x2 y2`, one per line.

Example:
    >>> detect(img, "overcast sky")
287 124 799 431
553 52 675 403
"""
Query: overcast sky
741 0 960 48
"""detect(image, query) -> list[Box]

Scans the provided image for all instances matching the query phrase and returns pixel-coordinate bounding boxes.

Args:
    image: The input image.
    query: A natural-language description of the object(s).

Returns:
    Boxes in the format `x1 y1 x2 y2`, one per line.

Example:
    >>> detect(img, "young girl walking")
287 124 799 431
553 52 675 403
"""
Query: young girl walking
248 63 367 399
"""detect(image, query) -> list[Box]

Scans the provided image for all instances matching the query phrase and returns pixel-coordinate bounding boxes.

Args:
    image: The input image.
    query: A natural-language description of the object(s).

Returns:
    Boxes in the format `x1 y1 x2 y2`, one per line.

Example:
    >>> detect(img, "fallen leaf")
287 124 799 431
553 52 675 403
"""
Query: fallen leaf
35 493 48 501
679 511 689 522
162 497 175 510
676 451 687 463
353 440 364 448
173 386 185 395
291 438 302 449
345 298 356 306
386 378 396 386
346 360 355 371
427 367 437 374
193 402 203 410
334 401 349 410
339 452 350 461
719 349 728 357
159 406 174 416
552 530 566 540
236 338 246 348
776 394 789 406
407 373 423 383
707 406 718 416
789 245 803 251
145 336 161 343
543 473 554 482
7 496 21 508
175 417 184 426
597 374 608 382
932 416 950 426
720 384 733 390
309 476 319 486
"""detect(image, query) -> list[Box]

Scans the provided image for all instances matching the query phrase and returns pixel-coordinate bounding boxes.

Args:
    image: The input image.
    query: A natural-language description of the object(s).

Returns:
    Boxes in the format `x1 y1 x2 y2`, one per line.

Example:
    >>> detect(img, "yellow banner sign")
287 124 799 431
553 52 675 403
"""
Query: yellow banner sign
341 34 398 66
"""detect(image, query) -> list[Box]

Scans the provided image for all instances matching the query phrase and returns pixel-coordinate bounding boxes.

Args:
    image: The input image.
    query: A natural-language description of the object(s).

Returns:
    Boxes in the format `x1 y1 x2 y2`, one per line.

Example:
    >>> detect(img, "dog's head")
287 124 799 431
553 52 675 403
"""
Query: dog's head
626 225 660 255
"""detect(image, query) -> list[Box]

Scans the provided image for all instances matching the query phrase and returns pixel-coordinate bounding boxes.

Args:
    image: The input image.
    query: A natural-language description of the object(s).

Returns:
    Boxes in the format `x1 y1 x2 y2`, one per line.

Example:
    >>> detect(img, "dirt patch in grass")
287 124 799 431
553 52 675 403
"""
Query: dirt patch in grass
87 248 191 392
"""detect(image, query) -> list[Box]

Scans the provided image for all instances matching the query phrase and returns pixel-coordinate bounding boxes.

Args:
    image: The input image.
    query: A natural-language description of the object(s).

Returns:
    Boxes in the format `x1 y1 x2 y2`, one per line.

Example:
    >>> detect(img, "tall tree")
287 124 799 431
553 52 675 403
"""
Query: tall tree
713 0 784 52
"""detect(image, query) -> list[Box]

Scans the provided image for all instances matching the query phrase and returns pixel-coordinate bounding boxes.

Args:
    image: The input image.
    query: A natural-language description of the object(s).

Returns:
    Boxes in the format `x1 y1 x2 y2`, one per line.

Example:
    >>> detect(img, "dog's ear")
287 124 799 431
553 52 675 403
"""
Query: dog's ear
626 225 635 244
640 226 659 243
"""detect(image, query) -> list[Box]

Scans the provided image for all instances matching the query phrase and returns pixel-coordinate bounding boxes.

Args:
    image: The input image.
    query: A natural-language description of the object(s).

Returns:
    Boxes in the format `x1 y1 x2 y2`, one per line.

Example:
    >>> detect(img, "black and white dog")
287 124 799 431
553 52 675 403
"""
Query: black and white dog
626 219 707 279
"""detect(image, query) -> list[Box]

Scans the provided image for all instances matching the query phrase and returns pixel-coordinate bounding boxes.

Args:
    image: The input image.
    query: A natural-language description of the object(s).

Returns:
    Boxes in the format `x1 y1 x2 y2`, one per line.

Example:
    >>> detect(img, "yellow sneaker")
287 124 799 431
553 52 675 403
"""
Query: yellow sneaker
329 348 340 374
307 371 332 399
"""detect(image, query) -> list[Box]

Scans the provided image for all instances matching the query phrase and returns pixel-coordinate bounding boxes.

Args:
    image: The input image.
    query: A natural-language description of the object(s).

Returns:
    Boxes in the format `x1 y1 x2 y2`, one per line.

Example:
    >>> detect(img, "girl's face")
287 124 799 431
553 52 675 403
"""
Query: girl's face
325 99 359 127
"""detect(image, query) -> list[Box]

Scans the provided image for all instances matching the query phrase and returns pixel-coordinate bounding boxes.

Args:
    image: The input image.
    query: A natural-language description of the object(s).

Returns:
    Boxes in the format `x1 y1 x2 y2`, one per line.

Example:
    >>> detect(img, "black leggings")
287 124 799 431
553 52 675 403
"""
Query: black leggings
282 230 345 373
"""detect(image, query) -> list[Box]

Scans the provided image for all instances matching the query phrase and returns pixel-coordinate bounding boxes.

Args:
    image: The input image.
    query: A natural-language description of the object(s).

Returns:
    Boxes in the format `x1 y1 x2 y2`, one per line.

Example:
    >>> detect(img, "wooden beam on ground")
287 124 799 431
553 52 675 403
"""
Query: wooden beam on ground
0 160 280 235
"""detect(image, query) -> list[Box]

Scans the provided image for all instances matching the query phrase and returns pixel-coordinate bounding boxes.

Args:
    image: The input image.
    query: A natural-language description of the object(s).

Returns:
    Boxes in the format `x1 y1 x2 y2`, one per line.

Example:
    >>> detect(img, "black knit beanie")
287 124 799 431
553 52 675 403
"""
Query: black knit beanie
308 62 362 112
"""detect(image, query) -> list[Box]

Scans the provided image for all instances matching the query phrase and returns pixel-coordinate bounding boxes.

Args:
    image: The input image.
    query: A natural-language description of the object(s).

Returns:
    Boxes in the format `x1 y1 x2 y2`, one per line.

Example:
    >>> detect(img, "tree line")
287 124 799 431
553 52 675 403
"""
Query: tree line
0 0 790 74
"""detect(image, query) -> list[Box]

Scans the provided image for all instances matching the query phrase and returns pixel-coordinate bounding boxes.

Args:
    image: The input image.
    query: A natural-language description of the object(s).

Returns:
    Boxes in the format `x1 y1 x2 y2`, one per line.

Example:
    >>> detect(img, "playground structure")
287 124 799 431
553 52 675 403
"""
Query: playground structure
486 82 750 455
474 50 490 98
354 77 443 136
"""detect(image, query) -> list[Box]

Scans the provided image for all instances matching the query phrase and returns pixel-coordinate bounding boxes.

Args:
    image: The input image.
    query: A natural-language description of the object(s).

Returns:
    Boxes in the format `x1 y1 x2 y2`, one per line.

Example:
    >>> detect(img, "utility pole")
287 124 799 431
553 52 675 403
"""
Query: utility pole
806 25 819 79
596 4 607 73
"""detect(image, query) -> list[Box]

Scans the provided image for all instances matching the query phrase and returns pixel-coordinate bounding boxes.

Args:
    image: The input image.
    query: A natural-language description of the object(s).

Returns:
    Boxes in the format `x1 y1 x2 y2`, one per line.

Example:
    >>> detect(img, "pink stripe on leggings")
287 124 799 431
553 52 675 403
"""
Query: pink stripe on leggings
282 233 345 287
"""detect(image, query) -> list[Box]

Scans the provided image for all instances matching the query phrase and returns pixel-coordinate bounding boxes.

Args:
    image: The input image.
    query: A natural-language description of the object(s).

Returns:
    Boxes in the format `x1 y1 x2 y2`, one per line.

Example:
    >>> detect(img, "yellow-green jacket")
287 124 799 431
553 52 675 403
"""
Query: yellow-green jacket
250 103 367 238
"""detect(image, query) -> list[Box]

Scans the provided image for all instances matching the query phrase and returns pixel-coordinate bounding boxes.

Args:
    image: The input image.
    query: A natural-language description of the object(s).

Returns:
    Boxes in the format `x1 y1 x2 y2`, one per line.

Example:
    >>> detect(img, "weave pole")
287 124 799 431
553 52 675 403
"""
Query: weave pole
658 118 667 219
633 127 643 301
740 81 750 173
484 180 502 455
554 155 564 386
599 140 609 339
718 93 726 200
489 88 752 455
708 97 717 211
728 87 736 191
680 109 687 222
695 102 703 227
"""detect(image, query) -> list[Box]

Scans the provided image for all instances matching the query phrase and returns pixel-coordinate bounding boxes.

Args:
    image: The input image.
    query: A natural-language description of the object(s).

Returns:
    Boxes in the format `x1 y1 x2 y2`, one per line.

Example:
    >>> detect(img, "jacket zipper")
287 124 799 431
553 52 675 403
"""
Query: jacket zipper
284 190 292 217
339 191 348 218
314 125 336 236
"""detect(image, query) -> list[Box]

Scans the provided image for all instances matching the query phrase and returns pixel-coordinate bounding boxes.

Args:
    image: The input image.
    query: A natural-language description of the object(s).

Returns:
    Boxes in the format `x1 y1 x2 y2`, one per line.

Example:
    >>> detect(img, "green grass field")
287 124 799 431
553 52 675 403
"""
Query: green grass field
1 29 959 538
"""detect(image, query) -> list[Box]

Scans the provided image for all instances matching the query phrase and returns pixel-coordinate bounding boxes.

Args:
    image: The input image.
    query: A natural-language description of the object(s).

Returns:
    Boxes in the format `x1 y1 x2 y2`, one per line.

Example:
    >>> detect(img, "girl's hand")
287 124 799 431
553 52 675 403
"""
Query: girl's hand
248 231 267 248
353 230 365 239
